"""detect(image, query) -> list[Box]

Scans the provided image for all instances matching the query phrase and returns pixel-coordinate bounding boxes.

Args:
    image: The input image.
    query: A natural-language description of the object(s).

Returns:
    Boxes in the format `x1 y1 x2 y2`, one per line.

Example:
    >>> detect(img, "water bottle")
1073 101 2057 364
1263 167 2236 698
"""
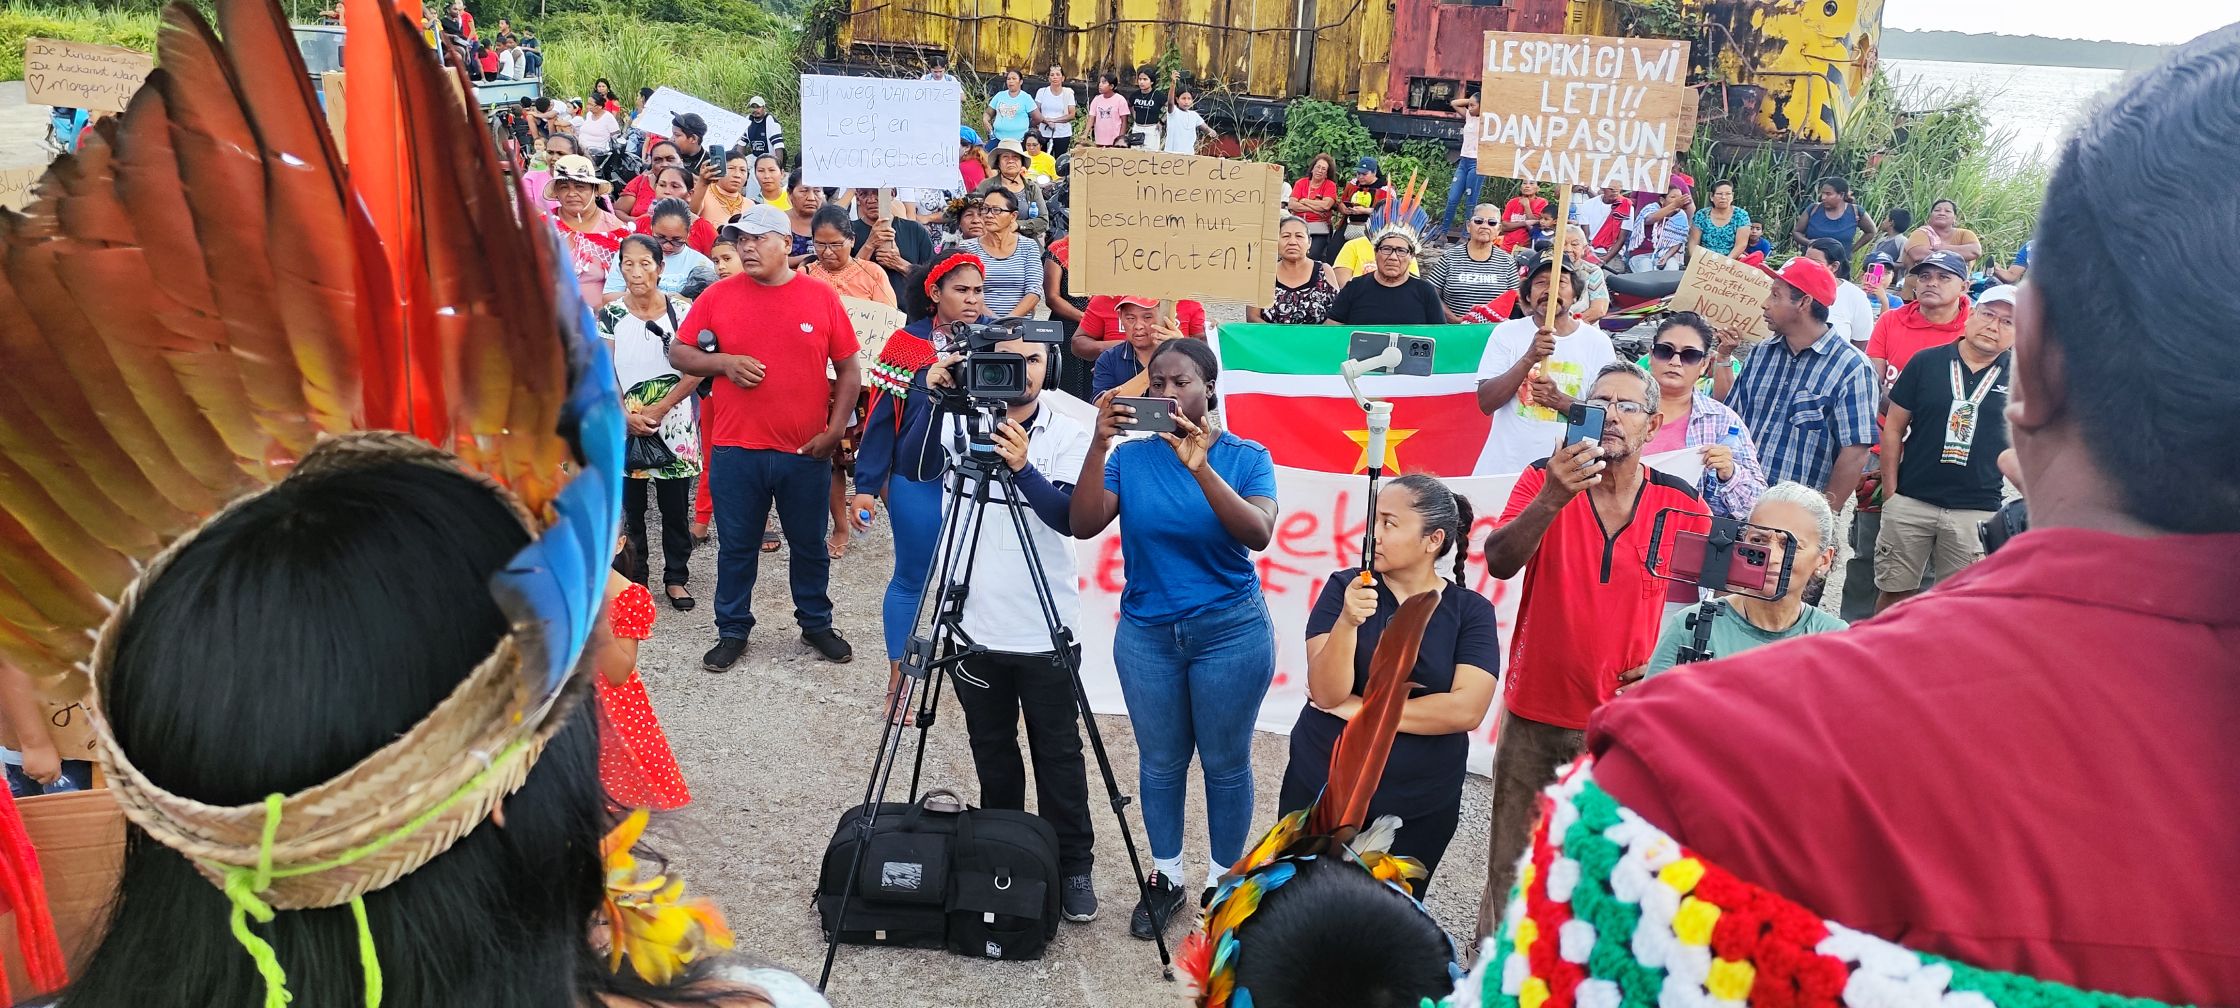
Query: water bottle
1704 424 1743 498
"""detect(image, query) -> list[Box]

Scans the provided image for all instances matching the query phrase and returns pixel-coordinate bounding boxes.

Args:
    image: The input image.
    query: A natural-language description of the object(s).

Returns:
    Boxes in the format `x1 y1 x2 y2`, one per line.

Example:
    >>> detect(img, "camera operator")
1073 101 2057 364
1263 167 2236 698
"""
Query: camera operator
1588 30 2240 1001
1642 482 1845 677
1470 361 1707 942
892 328 1101 925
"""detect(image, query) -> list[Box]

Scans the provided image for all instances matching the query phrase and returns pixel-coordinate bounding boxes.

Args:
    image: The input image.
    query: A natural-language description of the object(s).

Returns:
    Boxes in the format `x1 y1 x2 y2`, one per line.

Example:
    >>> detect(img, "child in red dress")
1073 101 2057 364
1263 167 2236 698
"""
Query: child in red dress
596 572 692 810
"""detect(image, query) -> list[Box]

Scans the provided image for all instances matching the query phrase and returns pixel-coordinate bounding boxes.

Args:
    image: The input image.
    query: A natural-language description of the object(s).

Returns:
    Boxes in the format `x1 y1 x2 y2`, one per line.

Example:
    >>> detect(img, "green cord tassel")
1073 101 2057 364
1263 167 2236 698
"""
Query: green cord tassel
350 896 383 1008
222 794 291 1007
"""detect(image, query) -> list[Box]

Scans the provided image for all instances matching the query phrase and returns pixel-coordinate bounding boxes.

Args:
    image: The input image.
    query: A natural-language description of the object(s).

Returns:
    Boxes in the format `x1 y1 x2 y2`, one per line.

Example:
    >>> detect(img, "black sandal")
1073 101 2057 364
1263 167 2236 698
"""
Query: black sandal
665 585 696 611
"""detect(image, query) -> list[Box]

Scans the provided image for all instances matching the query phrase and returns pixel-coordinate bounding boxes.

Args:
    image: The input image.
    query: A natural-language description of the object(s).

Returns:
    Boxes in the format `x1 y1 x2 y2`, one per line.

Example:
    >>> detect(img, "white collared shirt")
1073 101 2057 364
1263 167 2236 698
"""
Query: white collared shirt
934 403 1092 653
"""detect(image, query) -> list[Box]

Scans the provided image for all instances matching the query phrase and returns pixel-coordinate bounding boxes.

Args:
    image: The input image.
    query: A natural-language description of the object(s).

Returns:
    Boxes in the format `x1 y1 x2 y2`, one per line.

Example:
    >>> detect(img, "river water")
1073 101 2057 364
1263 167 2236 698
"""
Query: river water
1880 57 2127 160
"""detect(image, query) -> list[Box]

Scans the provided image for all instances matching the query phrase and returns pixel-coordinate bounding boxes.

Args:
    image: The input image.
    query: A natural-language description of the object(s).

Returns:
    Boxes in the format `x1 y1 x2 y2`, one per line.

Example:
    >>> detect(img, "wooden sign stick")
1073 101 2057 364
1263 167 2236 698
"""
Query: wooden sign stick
1543 185 1573 334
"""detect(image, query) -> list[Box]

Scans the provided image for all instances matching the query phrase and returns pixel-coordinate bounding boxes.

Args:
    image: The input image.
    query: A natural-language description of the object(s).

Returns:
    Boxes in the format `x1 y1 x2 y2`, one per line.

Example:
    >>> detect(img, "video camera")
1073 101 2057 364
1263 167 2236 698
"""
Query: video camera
940 318 1067 403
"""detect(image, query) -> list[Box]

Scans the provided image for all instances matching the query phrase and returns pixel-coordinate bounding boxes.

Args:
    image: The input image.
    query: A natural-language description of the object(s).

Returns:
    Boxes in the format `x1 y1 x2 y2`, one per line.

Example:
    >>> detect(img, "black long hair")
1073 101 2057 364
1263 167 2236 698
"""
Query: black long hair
1387 473 1474 583
903 249 984 321
59 462 721 1008
1226 856 1457 1008
1148 336 1220 409
2032 24 2240 532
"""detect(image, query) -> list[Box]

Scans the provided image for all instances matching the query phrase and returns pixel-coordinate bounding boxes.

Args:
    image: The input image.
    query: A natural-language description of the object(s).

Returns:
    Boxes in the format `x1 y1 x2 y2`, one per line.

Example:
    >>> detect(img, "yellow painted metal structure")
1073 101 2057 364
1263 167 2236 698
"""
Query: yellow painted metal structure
836 0 1883 146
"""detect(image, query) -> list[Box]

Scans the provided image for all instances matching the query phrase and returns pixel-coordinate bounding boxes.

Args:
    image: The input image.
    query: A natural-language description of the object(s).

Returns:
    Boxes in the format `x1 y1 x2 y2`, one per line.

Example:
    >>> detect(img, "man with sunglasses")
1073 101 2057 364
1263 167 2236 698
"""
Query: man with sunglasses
1473 360 1708 941
1474 258 1620 475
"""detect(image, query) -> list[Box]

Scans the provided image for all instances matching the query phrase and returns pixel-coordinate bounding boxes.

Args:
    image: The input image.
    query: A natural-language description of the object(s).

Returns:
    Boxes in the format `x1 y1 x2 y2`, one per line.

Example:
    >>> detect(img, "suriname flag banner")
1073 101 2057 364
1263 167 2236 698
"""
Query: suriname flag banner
1215 324 1499 477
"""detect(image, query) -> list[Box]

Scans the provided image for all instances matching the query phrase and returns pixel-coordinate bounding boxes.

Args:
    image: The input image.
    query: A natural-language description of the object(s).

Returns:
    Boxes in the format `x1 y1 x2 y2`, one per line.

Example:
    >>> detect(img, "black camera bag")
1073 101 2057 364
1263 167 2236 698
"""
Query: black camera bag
815 789 1061 959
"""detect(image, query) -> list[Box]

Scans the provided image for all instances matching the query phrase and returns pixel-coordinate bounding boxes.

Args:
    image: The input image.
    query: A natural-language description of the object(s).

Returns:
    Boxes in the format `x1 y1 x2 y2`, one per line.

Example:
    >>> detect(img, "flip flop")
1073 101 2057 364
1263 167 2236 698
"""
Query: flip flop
761 530 780 553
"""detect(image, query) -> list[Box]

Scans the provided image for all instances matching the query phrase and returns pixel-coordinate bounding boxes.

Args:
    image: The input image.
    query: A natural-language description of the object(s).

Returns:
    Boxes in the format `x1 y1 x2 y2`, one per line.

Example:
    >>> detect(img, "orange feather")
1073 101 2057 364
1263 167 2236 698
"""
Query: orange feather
1309 591 1435 836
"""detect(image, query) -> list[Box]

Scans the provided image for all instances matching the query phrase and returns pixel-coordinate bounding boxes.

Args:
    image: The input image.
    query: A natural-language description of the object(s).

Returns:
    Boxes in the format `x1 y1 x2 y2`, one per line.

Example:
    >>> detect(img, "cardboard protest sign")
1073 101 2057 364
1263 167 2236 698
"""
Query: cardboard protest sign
0 789 125 998
840 295 906 367
23 38 153 115
1066 148 1283 304
1477 32 1693 191
799 75 963 192
633 87 753 158
0 165 41 212
1671 246 1776 342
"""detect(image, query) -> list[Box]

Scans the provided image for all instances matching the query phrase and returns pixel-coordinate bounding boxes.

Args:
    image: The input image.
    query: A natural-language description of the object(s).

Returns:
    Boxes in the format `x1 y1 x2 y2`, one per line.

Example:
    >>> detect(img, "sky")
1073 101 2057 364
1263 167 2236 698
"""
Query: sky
1883 0 2237 46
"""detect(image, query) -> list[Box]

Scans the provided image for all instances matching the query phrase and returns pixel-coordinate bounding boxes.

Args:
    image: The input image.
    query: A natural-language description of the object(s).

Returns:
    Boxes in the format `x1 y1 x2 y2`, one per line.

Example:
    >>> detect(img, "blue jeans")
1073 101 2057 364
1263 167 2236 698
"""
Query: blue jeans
1440 156 1482 233
709 447 834 638
1112 594 1276 867
880 473 943 660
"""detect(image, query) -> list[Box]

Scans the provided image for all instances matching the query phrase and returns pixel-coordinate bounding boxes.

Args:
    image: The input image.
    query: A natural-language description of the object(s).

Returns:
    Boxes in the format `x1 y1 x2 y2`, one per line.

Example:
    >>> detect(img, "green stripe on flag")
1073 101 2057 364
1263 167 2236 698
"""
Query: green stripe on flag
1216 324 1493 376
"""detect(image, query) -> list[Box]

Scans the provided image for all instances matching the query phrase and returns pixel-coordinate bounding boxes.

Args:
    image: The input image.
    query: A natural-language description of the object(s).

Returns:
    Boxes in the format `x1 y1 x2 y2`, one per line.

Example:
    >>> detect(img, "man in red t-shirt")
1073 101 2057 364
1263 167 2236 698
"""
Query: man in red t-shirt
671 205 863 671
1471 361 1708 940
1864 249 1971 389
1585 38 2240 1002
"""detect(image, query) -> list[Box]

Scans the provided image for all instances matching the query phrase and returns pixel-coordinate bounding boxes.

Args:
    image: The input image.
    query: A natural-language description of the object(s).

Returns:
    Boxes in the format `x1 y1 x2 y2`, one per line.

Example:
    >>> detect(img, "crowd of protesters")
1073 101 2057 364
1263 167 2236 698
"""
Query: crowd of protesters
497 33 2142 970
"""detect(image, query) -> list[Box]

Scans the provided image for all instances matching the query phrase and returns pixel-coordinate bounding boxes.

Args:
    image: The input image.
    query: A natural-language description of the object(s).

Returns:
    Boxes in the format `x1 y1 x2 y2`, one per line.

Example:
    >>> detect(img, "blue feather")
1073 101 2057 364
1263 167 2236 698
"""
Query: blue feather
490 269 624 718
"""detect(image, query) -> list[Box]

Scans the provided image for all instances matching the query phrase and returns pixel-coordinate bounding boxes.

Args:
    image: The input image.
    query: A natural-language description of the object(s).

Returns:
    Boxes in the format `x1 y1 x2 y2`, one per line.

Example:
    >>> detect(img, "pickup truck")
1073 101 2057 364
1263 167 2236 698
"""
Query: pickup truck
291 25 541 113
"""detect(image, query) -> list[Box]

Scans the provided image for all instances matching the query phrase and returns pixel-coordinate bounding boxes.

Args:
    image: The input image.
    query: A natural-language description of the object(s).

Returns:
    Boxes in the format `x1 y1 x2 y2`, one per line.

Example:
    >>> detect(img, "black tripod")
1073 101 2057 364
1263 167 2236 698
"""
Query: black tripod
817 400 1175 988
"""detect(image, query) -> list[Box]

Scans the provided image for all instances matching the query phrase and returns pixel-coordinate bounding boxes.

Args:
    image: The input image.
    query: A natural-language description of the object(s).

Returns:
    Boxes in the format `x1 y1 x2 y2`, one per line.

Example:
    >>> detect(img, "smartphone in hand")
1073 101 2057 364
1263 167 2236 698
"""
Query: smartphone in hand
1114 397 1179 434
1564 402 1607 447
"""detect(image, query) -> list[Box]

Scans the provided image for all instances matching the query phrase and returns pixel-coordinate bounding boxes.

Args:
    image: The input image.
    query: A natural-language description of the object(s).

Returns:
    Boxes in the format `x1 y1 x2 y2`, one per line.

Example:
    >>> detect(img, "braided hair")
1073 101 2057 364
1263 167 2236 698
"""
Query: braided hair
1386 473 1473 583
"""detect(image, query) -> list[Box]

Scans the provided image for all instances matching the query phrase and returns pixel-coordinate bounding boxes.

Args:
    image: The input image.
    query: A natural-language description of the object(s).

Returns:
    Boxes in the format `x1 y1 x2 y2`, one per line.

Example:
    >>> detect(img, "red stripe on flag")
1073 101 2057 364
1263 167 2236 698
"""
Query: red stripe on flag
1226 391 1493 477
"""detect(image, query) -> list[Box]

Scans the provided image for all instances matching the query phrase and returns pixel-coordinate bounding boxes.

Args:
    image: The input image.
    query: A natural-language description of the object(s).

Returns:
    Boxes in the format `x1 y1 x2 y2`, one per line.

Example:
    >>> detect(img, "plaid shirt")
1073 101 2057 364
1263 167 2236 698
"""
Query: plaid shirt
1726 325 1879 491
1679 391 1768 519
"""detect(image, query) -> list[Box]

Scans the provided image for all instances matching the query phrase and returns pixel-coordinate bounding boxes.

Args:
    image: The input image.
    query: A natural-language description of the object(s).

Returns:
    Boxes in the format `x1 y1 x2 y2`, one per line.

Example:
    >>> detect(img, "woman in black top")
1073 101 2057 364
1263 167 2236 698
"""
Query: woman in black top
1326 228 1445 326
1277 473 1499 895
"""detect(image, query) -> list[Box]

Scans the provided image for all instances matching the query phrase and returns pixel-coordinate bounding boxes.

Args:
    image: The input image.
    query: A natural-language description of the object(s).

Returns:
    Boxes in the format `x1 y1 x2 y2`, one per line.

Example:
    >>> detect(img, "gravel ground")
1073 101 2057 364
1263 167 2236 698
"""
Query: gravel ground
634 296 1865 1006
633 519 1498 1006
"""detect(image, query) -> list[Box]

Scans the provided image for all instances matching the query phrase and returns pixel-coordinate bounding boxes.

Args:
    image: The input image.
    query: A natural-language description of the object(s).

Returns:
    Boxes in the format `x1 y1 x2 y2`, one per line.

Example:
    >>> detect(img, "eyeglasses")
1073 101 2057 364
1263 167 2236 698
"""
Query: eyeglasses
1584 397 1652 416
981 205 1017 215
655 235 688 249
1975 311 2015 330
812 239 851 251
1650 343 1707 365
1469 217 1499 226
1374 245 1414 257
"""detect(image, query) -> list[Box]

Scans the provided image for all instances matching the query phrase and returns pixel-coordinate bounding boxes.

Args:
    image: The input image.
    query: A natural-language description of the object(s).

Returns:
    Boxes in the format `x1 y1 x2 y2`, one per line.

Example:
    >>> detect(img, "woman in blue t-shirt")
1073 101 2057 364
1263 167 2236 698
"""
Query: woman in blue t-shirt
1278 473 1498 896
1071 338 1279 939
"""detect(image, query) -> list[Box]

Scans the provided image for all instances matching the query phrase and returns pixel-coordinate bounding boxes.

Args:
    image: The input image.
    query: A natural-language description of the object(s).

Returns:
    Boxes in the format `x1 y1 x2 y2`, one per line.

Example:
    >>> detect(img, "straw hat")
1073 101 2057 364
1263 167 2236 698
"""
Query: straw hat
992 139 1028 165
541 153 611 201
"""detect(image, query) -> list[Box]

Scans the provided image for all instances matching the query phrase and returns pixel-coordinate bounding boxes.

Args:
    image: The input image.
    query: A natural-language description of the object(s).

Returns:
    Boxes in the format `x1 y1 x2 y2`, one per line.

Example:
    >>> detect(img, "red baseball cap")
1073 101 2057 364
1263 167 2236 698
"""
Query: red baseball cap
1114 295 1162 309
1772 257 1838 307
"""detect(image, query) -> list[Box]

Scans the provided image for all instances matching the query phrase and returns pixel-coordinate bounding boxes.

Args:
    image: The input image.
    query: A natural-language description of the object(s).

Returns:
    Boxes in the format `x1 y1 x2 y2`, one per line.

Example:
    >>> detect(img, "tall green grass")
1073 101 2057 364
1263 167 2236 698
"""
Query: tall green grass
539 12 800 126
2 5 162 80
1711 71 2049 264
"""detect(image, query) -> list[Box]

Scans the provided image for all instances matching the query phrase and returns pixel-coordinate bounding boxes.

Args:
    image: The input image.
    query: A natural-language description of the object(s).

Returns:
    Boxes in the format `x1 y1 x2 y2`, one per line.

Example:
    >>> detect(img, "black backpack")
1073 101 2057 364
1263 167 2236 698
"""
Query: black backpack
816 789 1062 961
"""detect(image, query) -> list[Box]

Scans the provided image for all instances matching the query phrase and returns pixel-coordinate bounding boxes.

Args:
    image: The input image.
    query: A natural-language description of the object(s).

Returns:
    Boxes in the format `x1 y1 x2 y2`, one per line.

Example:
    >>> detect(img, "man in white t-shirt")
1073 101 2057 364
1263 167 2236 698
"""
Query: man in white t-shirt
1034 66 1078 156
1570 184 1614 241
1473 259 1619 475
900 336 1100 923
1164 89 1209 155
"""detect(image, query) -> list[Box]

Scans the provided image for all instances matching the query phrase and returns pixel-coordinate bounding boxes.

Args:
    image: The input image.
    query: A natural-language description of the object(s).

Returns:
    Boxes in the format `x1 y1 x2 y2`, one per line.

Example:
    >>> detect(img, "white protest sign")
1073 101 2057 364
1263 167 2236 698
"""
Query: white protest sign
0 165 42 212
1042 389 1702 777
1478 32 1694 191
633 87 754 155
839 295 906 367
1066 147 1284 304
798 74 962 192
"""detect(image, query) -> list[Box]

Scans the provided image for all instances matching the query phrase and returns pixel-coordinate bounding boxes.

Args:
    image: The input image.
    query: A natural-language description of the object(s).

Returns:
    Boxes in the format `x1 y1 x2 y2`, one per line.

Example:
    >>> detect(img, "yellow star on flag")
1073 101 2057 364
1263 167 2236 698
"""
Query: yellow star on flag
1344 427 1419 474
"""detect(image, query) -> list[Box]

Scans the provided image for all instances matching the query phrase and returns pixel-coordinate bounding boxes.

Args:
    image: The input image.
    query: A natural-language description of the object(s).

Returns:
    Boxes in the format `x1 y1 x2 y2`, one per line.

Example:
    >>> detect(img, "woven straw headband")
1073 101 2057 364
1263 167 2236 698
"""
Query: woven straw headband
81 432 586 1005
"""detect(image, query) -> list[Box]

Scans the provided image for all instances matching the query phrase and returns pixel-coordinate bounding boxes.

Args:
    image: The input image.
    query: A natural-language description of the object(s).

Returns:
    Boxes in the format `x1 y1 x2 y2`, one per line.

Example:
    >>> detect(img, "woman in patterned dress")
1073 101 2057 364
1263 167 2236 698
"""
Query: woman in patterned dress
600 234 703 610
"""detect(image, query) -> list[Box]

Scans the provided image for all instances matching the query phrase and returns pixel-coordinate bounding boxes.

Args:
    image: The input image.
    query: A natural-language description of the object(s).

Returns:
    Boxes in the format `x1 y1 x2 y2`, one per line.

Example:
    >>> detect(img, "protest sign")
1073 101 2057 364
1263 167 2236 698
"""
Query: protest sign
0 165 41 212
1044 382 1703 777
633 87 753 159
1670 246 1776 342
1477 32 1693 192
23 38 153 115
839 295 906 367
1066 148 1283 304
799 74 962 191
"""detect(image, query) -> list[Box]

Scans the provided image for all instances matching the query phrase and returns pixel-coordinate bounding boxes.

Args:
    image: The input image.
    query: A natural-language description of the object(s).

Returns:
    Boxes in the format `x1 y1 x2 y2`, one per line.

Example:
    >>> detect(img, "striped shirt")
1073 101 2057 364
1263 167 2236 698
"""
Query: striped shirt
1424 243 1517 318
1676 391 1769 519
1725 325 1879 491
962 235 1046 318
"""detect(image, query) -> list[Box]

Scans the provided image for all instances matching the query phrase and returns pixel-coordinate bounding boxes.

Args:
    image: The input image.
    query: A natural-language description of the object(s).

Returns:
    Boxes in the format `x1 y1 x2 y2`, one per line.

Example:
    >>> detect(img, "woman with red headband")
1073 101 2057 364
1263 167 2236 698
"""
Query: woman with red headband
851 250 989 722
